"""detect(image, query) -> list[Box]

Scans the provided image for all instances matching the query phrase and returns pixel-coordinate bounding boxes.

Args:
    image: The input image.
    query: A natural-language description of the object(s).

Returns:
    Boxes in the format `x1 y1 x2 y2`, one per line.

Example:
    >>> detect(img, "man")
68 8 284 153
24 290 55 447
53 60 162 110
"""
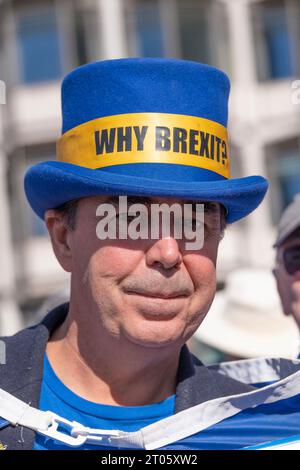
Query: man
273 195 300 335
1 58 300 451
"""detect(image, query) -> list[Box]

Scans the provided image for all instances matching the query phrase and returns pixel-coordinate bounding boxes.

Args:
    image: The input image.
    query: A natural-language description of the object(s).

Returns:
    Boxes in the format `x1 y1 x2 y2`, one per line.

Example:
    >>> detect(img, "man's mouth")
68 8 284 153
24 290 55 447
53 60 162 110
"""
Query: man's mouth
123 289 189 300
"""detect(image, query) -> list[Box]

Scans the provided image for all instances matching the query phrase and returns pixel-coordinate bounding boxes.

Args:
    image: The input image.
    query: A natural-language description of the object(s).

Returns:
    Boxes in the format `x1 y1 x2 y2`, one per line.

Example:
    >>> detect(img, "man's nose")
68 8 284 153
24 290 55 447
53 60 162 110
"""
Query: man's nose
146 237 183 270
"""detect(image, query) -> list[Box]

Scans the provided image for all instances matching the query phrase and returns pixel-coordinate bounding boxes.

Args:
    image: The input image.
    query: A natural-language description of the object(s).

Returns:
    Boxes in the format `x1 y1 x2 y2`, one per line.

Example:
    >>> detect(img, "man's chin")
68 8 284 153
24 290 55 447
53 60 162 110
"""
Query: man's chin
124 336 181 349
121 319 185 349
124 293 189 318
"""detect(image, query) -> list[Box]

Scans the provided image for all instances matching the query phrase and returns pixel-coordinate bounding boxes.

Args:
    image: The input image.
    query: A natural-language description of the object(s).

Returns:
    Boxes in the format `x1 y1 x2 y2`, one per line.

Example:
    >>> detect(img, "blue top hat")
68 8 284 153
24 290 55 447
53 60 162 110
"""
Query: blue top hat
24 58 268 223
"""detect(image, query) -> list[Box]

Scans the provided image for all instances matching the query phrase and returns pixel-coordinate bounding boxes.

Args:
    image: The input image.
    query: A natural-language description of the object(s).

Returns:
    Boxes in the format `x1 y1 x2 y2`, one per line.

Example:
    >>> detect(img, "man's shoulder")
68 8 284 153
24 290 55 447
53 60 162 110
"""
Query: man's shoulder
0 303 69 395
192 353 255 395
0 303 68 450
174 347 254 412
0 320 43 349
0 323 44 391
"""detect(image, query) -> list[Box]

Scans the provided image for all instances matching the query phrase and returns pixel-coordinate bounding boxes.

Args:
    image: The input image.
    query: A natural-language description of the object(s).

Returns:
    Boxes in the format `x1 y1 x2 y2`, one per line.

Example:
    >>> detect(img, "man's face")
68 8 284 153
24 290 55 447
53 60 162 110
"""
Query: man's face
55 196 223 349
274 228 300 329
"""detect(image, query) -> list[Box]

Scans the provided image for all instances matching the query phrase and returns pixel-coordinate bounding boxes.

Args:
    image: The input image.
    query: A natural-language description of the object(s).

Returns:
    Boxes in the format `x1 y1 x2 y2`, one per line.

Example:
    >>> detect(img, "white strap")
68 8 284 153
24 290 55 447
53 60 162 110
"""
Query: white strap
209 357 300 384
0 387 144 447
0 388 87 446
2 366 300 449
0 388 51 430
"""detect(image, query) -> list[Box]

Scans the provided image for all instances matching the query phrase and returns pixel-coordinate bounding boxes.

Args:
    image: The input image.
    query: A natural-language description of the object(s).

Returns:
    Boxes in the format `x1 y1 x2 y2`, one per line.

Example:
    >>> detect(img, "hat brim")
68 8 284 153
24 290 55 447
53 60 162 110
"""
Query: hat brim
24 161 268 223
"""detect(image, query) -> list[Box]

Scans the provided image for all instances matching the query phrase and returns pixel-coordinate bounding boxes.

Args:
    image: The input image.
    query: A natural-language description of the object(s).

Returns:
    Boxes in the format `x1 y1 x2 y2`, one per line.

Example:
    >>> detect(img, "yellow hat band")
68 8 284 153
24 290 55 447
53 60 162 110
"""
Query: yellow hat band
57 113 230 179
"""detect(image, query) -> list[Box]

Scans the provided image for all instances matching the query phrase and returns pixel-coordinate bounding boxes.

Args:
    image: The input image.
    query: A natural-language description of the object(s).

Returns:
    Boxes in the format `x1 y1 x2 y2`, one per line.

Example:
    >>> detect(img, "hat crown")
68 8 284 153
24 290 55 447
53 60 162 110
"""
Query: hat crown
61 58 230 134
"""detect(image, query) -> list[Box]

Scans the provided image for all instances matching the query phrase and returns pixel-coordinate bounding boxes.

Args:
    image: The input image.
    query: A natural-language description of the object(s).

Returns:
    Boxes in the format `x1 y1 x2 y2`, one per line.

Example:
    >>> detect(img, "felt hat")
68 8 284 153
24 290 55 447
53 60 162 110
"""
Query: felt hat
24 58 268 222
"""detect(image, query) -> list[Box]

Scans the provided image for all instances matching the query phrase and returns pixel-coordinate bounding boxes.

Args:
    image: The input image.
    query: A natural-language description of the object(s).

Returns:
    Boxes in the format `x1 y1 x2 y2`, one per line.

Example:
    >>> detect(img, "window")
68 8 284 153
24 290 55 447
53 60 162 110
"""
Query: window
251 0 299 81
24 147 53 238
73 0 101 66
125 0 230 72
135 0 164 57
9 144 56 241
125 0 165 57
177 0 211 64
15 0 103 83
266 138 300 224
16 1 62 84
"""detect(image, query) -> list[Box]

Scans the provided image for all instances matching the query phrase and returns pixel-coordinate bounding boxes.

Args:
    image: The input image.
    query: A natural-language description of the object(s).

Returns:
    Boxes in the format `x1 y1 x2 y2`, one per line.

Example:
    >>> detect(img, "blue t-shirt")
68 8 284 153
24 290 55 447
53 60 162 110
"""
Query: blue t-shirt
34 354 175 450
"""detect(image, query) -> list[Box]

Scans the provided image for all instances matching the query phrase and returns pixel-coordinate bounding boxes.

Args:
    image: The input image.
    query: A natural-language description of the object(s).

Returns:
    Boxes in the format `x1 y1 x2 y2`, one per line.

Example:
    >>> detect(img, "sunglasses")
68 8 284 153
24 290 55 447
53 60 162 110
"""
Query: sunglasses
283 245 300 276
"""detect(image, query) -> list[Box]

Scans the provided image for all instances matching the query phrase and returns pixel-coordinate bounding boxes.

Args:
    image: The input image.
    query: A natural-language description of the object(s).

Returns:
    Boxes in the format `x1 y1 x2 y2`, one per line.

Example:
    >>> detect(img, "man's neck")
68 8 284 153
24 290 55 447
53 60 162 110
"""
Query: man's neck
46 305 181 407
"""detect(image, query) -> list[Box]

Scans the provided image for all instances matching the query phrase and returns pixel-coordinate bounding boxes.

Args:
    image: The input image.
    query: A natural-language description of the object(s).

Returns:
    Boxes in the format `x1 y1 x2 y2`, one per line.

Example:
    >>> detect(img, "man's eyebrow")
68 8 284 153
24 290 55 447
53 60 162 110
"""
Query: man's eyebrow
104 196 220 213
105 196 150 206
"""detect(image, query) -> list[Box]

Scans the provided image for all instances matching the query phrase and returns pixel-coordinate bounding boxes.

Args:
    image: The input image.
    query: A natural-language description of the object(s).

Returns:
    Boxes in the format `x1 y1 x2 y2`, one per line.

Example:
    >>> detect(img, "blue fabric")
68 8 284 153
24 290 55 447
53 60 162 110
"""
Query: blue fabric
0 418 9 431
61 58 230 133
24 58 268 224
33 354 175 450
160 393 300 450
33 354 300 451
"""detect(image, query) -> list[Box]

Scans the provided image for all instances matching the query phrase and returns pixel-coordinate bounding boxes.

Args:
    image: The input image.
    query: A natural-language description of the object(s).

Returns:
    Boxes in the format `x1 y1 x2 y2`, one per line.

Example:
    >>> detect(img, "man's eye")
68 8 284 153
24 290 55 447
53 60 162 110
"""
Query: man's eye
184 218 204 231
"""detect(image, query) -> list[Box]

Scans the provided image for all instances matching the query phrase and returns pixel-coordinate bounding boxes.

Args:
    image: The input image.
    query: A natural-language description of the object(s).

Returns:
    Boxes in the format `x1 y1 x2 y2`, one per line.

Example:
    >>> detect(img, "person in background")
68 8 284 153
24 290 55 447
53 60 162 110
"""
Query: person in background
273 195 300 356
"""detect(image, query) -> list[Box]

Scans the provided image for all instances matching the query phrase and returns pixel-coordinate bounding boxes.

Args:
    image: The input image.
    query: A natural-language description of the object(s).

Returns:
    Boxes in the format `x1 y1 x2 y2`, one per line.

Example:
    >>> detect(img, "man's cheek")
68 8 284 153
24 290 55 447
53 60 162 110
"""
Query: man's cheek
88 249 123 277
192 261 216 288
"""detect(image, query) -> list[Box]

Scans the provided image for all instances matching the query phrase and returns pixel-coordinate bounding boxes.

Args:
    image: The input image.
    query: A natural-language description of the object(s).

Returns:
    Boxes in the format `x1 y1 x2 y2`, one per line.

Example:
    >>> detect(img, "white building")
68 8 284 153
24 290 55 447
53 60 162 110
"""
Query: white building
0 0 299 332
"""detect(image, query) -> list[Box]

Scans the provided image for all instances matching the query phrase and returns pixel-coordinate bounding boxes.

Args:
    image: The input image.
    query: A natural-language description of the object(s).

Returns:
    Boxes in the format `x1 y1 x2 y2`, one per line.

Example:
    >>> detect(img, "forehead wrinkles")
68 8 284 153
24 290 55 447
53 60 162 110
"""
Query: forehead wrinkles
100 196 221 225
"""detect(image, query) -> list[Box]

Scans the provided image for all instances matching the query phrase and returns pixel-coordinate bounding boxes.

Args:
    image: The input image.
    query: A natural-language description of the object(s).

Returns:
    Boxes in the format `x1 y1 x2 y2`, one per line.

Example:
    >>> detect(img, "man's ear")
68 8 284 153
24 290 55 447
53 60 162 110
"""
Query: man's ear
44 209 73 272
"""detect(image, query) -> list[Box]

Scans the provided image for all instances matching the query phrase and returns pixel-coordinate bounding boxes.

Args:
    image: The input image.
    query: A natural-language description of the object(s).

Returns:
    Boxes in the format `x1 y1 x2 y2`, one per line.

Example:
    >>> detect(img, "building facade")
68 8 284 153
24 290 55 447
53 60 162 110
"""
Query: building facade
0 0 299 333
